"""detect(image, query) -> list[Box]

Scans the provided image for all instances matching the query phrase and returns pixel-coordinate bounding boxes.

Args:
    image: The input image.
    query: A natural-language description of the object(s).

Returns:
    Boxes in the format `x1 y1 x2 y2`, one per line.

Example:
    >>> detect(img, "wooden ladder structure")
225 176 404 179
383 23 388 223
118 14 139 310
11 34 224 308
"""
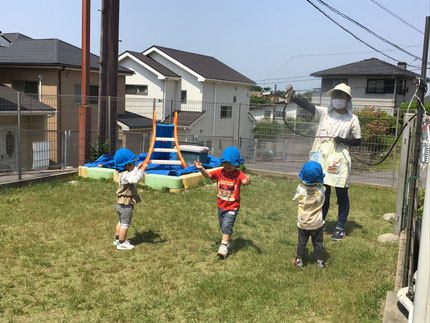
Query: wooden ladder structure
143 110 187 168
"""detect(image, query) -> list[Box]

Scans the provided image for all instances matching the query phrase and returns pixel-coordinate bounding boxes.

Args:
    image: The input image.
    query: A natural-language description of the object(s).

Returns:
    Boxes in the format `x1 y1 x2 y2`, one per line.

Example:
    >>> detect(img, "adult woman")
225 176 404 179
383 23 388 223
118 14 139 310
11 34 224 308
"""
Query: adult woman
286 83 361 240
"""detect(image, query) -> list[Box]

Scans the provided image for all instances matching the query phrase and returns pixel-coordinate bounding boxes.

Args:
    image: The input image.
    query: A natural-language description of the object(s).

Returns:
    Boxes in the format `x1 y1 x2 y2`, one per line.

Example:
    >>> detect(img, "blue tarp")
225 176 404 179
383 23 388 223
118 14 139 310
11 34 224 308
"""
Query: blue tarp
83 153 221 176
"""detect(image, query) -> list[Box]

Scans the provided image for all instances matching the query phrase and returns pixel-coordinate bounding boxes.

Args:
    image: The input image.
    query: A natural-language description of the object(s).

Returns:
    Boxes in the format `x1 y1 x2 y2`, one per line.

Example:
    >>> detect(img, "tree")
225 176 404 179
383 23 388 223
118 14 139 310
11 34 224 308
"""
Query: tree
250 85 263 92
250 96 272 104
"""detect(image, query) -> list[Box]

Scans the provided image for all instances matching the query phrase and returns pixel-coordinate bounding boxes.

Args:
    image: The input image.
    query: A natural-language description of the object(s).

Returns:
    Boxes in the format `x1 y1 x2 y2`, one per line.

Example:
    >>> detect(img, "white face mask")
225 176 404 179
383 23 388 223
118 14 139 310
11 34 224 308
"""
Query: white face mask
332 99 346 109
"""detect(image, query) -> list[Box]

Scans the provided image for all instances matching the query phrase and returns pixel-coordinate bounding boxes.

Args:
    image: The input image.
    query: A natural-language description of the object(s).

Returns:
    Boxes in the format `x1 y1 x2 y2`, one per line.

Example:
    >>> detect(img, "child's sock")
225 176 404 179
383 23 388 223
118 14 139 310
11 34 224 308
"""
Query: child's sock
115 235 119 240
221 240 229 246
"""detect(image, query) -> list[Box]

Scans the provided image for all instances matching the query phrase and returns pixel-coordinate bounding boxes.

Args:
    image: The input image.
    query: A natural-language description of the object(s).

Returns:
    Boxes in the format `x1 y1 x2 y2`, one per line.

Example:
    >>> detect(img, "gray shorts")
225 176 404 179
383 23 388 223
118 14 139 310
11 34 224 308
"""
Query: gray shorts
218 208 239 235
116 204 134 229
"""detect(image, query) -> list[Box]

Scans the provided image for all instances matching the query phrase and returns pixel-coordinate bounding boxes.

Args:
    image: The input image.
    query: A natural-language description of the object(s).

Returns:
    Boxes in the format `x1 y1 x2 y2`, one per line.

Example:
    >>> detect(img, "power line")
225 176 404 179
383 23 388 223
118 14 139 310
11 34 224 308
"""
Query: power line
369 0 424 35
258 44 422 83
306 0 421 68
314 0 423 63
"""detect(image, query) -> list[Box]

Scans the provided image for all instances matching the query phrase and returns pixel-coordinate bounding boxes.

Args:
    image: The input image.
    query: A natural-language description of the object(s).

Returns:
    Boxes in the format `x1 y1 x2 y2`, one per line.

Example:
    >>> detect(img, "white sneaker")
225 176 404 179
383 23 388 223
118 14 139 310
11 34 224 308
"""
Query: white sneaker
113 238 129 246
217 244 228 259
117 240 134 251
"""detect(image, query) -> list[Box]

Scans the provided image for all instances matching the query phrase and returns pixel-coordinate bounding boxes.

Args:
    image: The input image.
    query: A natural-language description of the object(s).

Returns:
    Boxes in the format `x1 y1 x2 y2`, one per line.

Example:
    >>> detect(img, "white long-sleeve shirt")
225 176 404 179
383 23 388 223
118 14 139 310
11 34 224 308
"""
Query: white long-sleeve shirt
116 168 144 205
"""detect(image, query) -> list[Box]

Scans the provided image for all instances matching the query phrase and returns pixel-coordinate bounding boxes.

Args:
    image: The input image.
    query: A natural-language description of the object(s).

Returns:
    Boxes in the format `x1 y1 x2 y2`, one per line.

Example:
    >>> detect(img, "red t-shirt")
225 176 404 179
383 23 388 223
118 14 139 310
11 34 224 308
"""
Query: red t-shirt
211 168 247 210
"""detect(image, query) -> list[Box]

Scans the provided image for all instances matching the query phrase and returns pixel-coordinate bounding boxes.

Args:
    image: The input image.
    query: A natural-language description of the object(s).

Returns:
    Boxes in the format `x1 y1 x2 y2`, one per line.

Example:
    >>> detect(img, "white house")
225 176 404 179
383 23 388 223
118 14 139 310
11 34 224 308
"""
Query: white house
310 58 421 114
118 46 257 154
249 102 299 122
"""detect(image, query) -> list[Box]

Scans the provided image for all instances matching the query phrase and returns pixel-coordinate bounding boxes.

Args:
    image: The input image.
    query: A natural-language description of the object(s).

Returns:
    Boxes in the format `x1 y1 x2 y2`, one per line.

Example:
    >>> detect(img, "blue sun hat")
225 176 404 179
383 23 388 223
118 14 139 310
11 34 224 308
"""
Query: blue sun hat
298 161 325 185
220 146 244 167
114 148 137 171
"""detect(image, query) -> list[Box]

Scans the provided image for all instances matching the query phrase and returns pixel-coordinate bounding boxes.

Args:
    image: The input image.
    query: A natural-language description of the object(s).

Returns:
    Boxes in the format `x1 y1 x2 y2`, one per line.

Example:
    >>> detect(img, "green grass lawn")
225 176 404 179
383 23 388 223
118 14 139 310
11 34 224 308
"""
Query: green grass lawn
0 174 398 322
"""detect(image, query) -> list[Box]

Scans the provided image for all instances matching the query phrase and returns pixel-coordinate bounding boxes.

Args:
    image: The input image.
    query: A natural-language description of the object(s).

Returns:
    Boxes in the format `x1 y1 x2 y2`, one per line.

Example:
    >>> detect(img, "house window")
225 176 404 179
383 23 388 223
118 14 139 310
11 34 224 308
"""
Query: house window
125 84 148 95
321 79 348 92
12 81 38 95
366 79 395 94
6 131 14 157
264 110 271 118
181 90 187 103
233 96 237 103
74 84 99 104
220 106 232 119
275 111 284 118
398 80 407 95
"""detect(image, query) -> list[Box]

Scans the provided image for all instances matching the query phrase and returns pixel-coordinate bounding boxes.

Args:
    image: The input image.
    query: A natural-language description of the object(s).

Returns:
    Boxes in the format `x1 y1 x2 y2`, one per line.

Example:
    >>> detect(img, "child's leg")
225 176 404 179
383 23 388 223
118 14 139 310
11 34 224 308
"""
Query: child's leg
115 223 121 239
310 227 324 260
297 227 310 259
117 204 133 243
218 209 238 243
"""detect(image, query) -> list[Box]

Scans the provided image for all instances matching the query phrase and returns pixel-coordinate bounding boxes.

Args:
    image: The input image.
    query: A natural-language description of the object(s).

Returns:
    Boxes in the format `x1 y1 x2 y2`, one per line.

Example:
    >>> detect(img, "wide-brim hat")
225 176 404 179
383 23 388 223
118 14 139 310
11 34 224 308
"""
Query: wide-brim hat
114 148 137 171
327 83 352 99
220 146 244 167
298 161 325 185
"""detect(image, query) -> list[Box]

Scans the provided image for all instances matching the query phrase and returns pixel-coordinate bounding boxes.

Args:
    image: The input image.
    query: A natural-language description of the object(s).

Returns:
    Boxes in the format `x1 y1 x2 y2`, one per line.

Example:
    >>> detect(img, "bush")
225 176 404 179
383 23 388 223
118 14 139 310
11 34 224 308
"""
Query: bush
355 107 396 151
89 135 109 162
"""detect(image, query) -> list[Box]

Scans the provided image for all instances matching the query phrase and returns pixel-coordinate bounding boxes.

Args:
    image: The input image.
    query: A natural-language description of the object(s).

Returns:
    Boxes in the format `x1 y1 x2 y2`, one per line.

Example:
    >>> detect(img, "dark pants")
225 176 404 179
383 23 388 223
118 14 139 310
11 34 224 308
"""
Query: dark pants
297 227 324 260
322 185 350 230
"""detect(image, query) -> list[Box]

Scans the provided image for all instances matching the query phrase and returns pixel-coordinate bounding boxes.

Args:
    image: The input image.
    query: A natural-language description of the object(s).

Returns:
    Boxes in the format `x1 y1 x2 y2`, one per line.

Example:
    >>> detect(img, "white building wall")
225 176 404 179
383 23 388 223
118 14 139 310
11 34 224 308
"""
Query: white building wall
148 52 203 105
120 56 164 119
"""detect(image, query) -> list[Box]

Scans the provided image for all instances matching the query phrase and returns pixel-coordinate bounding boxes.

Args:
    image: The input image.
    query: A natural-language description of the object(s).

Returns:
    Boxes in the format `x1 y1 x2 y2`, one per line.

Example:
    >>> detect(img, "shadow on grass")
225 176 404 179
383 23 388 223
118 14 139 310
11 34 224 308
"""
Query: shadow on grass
302 247 331 265
232 237 262 254
129 229 167 246
324 220 363 235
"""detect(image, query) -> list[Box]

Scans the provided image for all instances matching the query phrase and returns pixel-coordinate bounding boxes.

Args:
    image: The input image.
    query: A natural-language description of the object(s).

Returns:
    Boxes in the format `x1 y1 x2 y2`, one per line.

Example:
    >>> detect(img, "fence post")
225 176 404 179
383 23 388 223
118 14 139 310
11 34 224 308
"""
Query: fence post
283 139 287 162
392 100 402 186
107 96 112 153
394 113 413 235
17 92 22 180
237 103 241 147
253 139 258 163
170 98 173 124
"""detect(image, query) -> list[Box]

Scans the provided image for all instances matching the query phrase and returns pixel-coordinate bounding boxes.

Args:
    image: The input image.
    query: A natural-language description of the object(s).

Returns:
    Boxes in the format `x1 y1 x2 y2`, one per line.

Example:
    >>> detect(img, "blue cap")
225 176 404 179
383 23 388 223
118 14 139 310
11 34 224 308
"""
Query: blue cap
298 161 325 185
220 146 244 167
114 148 137 171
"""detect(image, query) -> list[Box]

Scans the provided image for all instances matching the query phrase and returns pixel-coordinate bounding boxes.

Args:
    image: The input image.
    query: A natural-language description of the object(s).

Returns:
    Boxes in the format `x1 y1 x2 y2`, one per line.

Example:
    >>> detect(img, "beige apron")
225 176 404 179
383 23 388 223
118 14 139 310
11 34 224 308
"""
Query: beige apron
310 138 351 188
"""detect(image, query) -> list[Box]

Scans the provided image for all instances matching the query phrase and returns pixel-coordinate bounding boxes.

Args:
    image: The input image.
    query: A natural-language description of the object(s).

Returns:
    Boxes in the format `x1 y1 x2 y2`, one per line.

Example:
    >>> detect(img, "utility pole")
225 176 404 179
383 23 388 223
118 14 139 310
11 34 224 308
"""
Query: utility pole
79 0 91 165
403 16 429 297
107 0 120 155
98 0 109 143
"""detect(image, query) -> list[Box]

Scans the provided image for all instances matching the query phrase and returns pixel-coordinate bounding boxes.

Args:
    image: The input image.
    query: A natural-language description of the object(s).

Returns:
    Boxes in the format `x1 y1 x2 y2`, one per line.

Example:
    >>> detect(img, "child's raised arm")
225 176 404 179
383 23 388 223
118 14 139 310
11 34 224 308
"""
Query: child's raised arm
120 166 145 184
194 160 212 179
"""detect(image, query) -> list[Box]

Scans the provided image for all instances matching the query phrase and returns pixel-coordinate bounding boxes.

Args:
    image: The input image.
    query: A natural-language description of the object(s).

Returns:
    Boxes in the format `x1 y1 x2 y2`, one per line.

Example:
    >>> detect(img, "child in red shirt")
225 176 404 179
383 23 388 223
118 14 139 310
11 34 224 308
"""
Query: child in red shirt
194 146 251 259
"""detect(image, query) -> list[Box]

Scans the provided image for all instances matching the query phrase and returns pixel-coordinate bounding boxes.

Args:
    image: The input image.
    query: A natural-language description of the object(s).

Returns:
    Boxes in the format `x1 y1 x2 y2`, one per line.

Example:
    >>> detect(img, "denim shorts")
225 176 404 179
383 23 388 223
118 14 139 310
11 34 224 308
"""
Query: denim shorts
218 208 239 235
116 204 134 229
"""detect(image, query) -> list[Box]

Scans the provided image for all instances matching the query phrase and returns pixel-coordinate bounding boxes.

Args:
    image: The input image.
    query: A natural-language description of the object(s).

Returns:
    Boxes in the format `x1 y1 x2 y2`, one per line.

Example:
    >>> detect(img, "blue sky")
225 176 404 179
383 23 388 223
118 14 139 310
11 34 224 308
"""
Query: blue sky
2 0 430 92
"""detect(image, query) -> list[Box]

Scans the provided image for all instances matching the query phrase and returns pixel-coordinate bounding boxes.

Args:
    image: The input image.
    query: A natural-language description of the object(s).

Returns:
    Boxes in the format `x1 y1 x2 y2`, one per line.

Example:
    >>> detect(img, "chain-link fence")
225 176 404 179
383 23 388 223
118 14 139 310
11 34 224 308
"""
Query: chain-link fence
0 91 402 185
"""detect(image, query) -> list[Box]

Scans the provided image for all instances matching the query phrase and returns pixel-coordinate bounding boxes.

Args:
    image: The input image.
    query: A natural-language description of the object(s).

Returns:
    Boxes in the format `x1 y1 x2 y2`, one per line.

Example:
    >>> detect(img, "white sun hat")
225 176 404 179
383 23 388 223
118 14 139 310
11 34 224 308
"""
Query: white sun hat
327 83 352 98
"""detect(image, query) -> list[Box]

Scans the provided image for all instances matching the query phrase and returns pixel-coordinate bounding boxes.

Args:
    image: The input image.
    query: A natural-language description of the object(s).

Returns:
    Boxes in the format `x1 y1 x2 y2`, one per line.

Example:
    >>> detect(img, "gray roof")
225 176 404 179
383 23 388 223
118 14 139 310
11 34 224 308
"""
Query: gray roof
311 58 420 78
147 45 256 85
123 51 180 78
161 110 206 126
0 85 55 113
0 33 132 74
118 111 153 129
